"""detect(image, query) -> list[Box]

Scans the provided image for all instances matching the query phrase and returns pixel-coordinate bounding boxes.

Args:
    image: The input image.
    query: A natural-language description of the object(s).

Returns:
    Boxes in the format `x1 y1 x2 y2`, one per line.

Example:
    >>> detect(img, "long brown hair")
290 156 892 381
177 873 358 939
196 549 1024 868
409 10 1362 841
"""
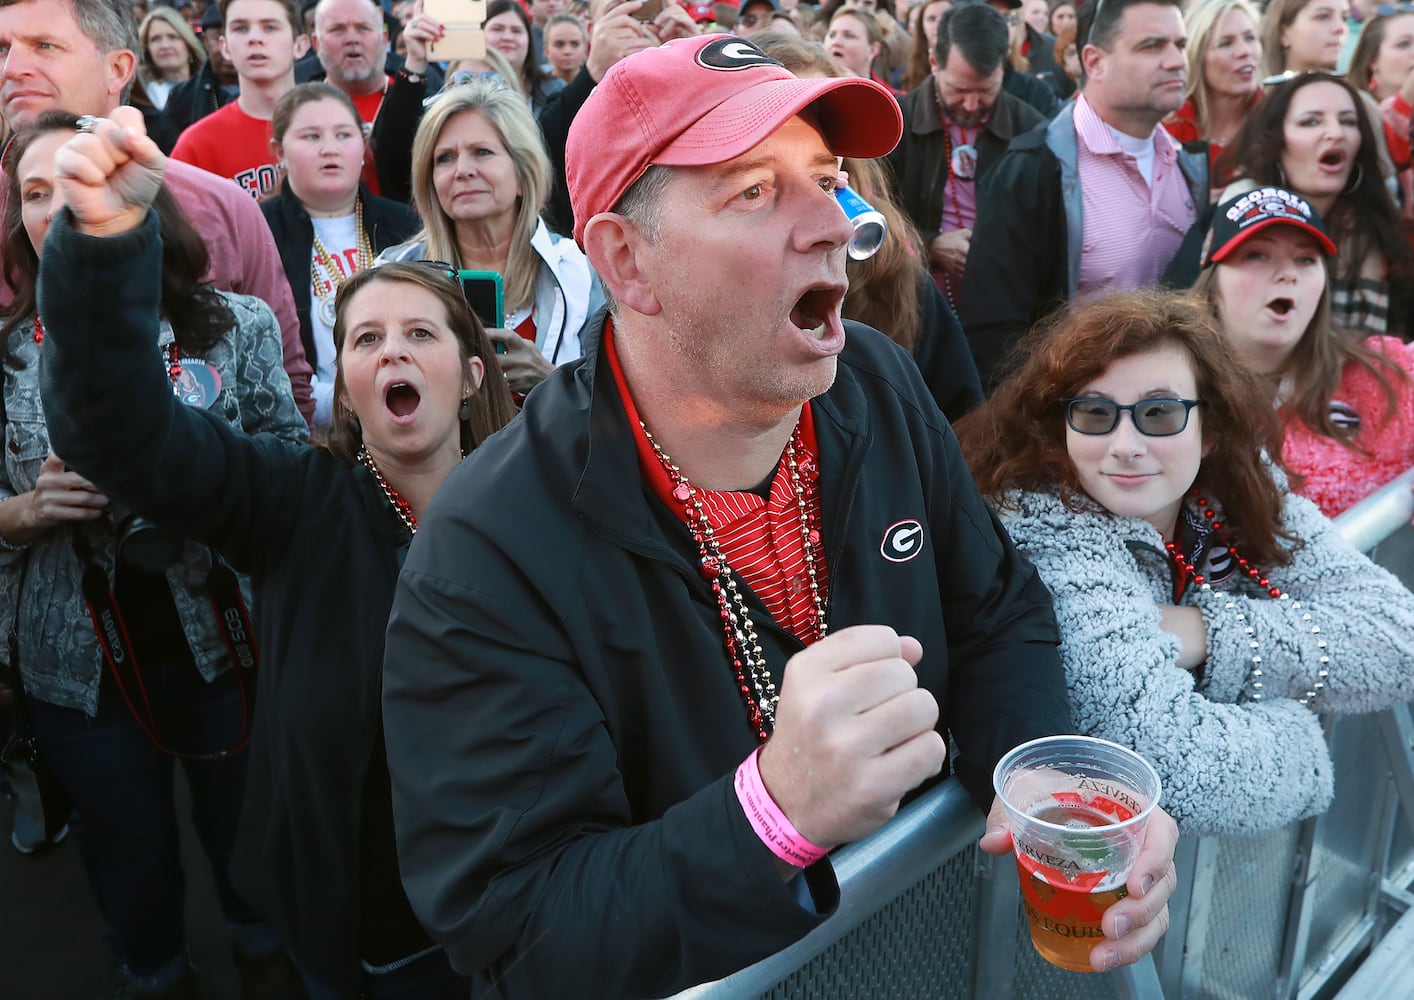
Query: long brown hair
2 111 231 371
955 290 1298 568
1215 72 1414 292
324 264 517 464
902 0 950 91
1259 0 1317 76
1347 9 1414 98
1192 261 1408 452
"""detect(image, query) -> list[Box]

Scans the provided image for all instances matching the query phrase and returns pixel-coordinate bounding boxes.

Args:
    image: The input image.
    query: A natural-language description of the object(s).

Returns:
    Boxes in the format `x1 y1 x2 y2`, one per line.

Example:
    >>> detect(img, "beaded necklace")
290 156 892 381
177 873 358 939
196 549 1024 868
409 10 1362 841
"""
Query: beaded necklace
936 100 977 312
311 198 374 326
1166 490 1328 707
357 445 418 536
641 421 827 743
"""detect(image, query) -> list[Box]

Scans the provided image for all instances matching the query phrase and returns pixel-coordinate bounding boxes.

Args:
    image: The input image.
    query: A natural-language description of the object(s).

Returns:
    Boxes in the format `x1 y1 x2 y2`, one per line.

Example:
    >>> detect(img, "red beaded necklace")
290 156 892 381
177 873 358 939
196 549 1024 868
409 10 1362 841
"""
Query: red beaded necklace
356 445 418 535
34 314 185 387
642 421 827 744
1165 490 1283 602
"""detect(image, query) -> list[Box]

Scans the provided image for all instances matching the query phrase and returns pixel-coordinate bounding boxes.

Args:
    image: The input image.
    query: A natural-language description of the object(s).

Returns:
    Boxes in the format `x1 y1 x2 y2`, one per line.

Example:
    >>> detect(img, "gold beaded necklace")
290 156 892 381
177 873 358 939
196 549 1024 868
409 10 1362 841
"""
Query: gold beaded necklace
311 197 374 325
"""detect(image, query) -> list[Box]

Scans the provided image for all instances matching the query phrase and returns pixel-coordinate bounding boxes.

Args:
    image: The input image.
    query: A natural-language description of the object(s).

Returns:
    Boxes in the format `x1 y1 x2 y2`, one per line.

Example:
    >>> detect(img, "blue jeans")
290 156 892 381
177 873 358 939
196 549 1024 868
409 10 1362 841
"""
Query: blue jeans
29 664 261 979
299 948 470 1000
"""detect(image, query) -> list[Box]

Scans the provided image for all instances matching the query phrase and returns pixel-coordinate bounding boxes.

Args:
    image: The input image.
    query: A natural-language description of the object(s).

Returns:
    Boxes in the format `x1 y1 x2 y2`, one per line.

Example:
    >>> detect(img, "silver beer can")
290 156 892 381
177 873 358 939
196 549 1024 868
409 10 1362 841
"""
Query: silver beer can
834 185 888 261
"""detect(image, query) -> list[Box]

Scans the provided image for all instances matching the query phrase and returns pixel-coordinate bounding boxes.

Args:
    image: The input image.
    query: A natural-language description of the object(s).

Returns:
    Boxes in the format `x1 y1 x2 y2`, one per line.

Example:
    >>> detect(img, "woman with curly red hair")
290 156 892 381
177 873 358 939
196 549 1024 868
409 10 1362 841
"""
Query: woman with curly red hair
955 290 1414 835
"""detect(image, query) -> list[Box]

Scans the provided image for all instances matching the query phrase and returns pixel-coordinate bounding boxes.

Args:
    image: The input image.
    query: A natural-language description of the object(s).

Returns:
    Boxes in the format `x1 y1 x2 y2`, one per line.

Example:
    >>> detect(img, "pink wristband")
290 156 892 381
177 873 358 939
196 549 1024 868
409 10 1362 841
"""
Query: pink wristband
734 748 829 868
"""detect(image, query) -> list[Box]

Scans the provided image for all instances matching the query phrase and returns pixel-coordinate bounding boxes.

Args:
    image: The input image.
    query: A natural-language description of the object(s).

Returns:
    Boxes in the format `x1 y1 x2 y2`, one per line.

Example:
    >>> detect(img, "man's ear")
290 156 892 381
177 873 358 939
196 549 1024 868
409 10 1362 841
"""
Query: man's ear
1080 41 1105 83
107 49 138 101
294 33 312 59
582 213 662 318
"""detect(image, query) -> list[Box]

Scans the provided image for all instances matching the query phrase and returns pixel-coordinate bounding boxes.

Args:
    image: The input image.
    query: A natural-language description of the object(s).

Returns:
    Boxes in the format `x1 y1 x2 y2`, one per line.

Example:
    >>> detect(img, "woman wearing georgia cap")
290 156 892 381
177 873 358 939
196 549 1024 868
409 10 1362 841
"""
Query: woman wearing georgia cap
1192 187 1414 517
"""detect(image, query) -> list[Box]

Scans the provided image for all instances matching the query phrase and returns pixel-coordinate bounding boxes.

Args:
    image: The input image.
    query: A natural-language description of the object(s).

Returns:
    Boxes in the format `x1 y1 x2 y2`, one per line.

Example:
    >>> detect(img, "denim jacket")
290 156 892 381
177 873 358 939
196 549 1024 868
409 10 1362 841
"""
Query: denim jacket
0 293 306 715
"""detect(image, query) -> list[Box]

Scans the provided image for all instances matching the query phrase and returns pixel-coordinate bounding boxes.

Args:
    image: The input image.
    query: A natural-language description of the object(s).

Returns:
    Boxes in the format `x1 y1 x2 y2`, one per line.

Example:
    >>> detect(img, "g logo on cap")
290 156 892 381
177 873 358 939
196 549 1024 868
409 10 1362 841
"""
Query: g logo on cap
696 37 784 71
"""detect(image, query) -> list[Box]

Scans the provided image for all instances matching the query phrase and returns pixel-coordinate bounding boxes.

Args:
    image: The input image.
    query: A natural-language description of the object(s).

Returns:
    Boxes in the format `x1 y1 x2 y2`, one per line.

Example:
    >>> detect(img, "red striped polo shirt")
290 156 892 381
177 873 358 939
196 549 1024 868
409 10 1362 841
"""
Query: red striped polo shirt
605 321 829 644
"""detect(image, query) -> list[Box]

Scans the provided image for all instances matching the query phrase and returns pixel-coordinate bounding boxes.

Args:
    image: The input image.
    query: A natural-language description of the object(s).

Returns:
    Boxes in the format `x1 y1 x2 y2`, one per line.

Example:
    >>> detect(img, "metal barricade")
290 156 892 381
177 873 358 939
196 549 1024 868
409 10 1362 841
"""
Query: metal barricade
672 468 1414 1000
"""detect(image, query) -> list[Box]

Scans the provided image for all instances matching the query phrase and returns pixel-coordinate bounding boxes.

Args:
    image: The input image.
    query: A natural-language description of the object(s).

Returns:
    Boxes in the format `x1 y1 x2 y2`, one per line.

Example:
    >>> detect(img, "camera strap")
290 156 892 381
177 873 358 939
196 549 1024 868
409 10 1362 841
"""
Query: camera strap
70 531 255 759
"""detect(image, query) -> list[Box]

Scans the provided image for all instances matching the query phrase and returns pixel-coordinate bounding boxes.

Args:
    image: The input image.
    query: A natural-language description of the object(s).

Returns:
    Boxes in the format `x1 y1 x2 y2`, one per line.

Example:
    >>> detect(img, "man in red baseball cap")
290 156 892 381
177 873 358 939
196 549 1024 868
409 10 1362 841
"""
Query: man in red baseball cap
383 34 1180 999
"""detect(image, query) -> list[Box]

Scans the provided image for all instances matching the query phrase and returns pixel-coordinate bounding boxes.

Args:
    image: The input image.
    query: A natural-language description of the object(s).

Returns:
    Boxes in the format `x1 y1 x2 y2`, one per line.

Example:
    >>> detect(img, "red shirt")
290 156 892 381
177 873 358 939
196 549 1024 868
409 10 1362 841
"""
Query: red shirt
603 318 829 643
1162 92 1263 181
351 82 387 196
171 102 281 200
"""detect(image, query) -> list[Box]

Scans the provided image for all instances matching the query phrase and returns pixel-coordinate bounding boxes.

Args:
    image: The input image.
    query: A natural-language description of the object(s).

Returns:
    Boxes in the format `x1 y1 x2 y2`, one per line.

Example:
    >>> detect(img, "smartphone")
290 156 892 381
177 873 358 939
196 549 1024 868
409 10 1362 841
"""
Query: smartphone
457 269 506 352
631 0 665 19
426 0 488 60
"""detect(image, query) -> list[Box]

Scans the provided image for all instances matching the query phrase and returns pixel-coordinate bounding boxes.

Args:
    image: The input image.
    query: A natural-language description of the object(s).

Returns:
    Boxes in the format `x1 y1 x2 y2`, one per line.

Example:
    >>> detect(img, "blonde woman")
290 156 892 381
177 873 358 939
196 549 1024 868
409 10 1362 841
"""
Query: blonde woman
379 82 603 394
1163 0 1262 177
138 6 206 110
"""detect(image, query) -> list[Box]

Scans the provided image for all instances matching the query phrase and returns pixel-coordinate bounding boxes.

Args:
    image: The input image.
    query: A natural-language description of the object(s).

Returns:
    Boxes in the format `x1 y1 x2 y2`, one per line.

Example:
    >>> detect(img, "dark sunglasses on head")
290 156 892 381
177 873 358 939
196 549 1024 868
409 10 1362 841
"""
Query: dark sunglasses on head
1373 3 1414 15
1061 397 1204 436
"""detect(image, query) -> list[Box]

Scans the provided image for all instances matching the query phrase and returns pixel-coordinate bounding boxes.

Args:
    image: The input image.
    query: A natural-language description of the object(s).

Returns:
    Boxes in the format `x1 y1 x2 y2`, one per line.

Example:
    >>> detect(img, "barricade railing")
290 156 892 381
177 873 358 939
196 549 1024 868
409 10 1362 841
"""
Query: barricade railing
672 467 1414 1000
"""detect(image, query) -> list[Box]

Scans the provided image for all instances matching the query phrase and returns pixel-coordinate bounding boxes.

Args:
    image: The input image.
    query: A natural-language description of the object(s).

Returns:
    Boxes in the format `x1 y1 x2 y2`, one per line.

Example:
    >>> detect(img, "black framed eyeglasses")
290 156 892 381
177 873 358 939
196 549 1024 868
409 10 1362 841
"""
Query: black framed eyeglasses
1061 397 1203 436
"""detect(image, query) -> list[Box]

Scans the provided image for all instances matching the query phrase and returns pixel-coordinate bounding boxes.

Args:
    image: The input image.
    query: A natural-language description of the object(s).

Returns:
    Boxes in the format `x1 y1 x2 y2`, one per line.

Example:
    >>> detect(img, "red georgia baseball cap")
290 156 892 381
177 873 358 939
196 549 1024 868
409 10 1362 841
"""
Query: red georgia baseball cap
566 34 903 245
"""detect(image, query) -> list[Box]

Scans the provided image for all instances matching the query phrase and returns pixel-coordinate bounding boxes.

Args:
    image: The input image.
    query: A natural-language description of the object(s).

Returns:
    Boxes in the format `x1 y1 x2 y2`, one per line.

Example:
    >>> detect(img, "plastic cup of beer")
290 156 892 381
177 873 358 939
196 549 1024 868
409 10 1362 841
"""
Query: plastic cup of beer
993 735 1162 973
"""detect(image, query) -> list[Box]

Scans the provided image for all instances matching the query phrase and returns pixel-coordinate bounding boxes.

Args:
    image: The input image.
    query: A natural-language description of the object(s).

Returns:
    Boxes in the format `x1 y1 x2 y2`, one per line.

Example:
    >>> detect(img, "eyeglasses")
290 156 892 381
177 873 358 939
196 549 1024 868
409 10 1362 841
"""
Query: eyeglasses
449 69 503 87
1060 397 1203 436
424 72 506 107
1373 3 1414 16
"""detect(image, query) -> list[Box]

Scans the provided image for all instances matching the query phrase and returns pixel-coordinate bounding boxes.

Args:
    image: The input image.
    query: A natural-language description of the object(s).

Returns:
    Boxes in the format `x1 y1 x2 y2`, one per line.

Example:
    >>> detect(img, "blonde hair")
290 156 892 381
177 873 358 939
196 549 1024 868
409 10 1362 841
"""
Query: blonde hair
409 82 551 313
137 6 205 83
1179 0 1261 135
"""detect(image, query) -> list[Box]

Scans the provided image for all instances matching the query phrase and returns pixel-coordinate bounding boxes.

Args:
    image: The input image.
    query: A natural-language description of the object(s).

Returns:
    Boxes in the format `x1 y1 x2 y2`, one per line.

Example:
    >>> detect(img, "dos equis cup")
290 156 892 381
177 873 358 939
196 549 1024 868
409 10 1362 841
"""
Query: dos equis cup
993 736 1162 973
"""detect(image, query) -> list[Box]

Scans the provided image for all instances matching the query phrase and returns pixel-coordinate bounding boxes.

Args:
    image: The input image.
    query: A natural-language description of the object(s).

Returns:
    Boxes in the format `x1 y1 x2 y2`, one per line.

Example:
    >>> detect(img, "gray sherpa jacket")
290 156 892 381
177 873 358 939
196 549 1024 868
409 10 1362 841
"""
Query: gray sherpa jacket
997 488 1414 836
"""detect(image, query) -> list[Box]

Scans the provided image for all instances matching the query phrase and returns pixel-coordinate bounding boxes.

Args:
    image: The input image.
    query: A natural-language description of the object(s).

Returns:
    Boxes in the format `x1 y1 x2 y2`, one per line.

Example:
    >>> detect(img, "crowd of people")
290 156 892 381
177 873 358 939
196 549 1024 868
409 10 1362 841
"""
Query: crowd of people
1 0 1413 998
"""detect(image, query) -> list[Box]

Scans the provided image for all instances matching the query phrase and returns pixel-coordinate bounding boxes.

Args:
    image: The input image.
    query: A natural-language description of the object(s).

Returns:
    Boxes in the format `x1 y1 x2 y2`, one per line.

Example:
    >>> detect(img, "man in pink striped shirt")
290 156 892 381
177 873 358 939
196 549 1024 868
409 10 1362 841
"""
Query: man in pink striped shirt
959 0 1206 385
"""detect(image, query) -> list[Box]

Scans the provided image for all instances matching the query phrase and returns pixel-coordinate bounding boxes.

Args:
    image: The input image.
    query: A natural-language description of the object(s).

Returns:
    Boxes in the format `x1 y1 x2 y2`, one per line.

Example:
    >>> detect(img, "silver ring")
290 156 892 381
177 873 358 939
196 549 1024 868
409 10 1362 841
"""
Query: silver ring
75 115 101 134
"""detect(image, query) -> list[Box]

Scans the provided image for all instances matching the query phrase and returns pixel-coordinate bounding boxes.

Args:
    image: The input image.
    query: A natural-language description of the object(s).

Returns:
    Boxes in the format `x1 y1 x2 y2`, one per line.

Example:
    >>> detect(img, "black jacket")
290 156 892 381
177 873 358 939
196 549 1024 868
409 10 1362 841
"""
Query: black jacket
1023 24 1070 101
381 311 1070 998
158 61 236 151
959 112 1207 385
1004 62 1061 119
37 211 436 995
888 80 1045 250
913 271 985 421
260 182 420 368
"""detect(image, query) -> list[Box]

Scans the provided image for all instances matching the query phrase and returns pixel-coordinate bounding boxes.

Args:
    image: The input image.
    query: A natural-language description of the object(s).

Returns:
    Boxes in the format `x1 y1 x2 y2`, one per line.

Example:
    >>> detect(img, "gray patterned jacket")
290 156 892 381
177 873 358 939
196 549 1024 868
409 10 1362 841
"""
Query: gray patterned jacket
0 294 306 715
997 487 1414 836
